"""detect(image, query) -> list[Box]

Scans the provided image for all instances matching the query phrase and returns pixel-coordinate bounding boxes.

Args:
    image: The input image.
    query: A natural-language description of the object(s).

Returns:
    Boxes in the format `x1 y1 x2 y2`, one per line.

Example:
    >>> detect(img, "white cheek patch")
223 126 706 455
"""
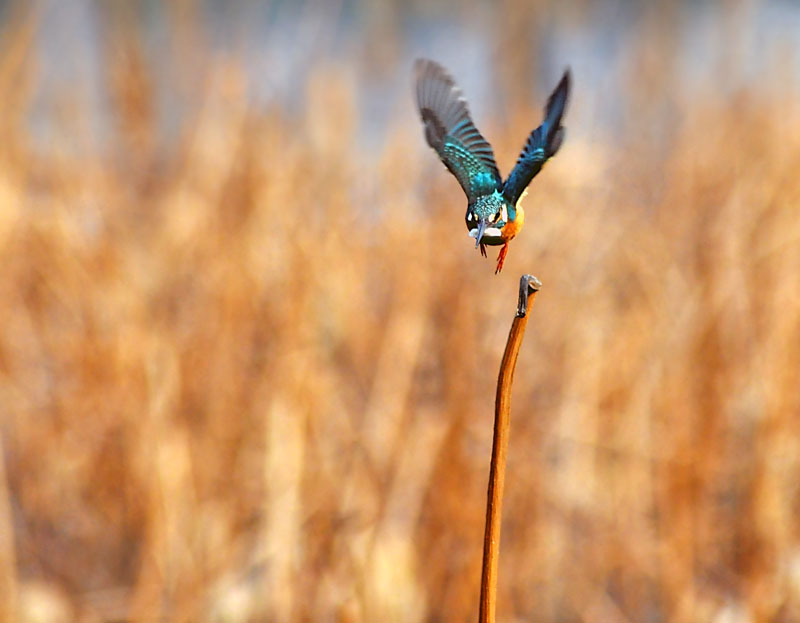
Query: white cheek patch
469 227 503 239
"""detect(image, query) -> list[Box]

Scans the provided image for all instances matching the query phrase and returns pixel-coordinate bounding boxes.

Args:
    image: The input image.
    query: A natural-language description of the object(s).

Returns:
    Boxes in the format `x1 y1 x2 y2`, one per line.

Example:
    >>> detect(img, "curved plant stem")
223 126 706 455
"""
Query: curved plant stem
479 274 542 623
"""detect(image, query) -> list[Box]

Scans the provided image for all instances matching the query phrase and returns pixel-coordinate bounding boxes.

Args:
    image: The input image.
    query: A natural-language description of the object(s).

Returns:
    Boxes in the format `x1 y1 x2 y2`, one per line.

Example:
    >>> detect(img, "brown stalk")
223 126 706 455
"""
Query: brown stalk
479 274 542 623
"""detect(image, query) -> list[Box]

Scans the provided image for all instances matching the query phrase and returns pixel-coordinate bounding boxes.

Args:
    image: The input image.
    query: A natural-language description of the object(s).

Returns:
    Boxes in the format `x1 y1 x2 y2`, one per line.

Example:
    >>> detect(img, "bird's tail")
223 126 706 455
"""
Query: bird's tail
530 70 570 159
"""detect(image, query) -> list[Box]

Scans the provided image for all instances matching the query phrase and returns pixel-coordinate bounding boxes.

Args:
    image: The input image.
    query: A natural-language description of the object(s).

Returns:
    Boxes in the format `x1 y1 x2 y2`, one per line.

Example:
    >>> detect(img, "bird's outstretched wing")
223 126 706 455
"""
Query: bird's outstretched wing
415 59 501 201
503 70 571 207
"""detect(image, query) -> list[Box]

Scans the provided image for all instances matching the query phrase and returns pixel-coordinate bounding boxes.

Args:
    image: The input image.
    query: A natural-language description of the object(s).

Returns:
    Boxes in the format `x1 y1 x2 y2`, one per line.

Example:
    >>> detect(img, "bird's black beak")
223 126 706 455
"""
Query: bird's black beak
474 217 488 248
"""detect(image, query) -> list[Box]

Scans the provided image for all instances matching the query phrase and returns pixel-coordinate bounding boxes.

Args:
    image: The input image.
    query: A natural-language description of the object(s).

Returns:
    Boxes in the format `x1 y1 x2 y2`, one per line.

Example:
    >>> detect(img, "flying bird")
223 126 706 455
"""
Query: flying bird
414 59 570 273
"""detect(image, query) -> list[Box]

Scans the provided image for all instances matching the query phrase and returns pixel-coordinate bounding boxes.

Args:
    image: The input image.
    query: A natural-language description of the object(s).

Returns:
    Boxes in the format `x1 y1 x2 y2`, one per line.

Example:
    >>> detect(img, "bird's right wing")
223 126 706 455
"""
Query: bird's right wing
415 59 501 201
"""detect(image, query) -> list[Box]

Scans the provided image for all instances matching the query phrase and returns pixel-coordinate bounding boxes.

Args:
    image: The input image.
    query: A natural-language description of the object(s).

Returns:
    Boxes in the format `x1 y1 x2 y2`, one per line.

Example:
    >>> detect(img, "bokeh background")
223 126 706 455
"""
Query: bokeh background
1 0 800 621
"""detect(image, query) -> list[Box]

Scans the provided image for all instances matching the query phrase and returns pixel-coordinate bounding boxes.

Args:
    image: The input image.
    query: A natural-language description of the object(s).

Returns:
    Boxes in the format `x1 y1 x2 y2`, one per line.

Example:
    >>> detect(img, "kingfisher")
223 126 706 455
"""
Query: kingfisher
414 59 570 273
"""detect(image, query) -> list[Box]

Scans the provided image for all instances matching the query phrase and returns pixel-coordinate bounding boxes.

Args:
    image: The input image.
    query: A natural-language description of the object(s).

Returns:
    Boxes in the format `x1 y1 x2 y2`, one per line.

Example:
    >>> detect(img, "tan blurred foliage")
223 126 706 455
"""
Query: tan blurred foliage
1 1 800 622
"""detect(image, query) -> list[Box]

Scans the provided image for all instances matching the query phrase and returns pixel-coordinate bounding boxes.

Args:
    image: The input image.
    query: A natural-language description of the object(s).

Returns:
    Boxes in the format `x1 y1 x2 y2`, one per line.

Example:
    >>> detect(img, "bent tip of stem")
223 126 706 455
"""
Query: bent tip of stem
516 274 542 317
523 274 542 291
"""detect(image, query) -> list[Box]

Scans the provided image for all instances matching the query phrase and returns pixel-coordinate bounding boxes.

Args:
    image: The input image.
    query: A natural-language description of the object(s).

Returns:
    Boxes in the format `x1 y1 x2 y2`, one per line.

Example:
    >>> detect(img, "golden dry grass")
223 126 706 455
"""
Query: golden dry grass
1 2 800 622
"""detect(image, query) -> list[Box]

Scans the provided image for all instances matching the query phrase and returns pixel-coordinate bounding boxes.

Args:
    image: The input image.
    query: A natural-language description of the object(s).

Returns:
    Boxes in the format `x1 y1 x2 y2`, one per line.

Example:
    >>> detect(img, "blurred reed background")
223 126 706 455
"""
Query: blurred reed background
1 0 800 621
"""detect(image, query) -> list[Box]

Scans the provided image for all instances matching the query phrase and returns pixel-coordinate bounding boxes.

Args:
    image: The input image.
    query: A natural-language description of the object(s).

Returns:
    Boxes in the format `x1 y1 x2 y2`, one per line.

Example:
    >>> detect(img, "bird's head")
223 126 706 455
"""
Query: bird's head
467 201 508 247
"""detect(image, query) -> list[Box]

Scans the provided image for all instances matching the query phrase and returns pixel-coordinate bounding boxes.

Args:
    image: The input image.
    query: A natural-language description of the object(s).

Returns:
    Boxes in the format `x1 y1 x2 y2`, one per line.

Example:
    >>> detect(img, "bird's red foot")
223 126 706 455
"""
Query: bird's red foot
495 243 509 274
480 243 487 258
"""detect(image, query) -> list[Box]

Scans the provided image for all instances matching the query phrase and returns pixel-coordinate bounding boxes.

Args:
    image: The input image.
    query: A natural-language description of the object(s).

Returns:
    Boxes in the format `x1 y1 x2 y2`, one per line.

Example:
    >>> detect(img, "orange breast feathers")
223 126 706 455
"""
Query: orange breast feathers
500 203 525 241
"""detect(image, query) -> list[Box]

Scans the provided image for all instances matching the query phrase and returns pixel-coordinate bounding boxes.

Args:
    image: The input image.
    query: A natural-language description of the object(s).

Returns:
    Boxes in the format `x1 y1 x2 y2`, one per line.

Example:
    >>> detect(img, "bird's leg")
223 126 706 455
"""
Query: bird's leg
495 242 509 274
480 242 487 258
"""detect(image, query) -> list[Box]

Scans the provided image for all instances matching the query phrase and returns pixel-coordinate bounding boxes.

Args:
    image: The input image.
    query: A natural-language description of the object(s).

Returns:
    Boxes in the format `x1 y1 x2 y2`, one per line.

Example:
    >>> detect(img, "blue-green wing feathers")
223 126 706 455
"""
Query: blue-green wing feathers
415 59 501 201
503 69 570 207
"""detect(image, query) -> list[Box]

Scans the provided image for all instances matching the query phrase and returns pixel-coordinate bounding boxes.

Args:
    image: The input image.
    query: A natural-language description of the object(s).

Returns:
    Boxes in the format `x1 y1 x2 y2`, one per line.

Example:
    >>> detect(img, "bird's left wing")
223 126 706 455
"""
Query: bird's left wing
503 70 570 207
415 59 501 201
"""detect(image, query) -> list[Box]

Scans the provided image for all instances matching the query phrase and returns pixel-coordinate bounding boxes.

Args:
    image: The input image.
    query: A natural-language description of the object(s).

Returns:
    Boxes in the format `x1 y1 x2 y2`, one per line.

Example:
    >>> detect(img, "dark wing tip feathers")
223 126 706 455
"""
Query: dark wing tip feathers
414 58 457 91
415 59 464 150
537 68 570 162
548 69 571 112
414 59 469 148
544 68 571 146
